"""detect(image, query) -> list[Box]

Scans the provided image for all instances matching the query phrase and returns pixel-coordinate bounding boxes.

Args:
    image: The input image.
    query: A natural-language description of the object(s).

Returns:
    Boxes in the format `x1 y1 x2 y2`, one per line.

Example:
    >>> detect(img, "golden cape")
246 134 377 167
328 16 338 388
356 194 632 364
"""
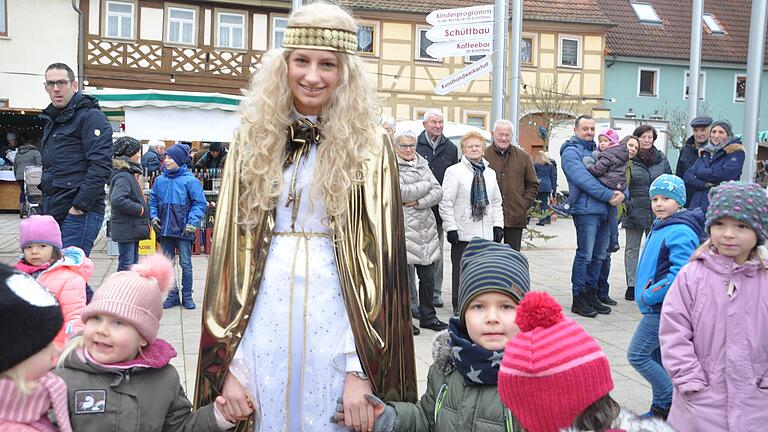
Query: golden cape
193 129 417 428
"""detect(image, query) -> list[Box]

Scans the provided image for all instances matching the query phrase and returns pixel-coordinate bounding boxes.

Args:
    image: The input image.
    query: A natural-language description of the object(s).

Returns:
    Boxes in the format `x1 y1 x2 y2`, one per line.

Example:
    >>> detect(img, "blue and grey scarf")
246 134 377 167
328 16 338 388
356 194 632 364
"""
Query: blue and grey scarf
469 159 489 221
448 317 503 386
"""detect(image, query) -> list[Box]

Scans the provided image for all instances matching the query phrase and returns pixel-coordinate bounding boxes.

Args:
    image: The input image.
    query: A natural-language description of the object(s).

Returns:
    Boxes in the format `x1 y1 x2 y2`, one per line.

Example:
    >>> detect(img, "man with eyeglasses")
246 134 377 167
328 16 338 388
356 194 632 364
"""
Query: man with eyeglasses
39 63 112 301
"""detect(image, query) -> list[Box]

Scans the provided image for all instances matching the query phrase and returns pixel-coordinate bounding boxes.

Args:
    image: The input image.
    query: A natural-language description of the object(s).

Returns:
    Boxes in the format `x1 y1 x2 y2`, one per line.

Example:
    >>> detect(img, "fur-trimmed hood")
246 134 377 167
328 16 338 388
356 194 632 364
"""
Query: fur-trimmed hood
431 330 455 375
560 409 676 432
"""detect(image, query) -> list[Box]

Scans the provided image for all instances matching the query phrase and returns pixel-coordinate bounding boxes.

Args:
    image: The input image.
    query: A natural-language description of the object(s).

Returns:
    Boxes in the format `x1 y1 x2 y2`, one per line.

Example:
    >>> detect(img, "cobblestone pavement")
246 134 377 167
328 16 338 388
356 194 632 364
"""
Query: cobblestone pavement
0 213 651 413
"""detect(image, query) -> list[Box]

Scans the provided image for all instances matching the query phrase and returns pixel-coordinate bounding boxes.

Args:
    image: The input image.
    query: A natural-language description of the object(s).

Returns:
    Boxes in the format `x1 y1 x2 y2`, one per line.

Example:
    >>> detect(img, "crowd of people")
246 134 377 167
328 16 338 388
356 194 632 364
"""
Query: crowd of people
1 2 767 432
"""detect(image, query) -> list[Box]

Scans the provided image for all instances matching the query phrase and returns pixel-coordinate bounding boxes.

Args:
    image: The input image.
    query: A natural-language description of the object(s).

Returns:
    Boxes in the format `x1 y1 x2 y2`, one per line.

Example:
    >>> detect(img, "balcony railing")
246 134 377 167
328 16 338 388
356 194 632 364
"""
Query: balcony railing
86 38 264 78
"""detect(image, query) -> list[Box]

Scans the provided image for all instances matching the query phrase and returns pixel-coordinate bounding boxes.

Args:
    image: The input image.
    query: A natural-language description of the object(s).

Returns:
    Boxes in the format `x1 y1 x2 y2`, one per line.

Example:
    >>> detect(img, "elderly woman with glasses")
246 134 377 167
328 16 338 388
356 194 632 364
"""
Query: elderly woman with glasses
193 3 416 431
394 129 447 334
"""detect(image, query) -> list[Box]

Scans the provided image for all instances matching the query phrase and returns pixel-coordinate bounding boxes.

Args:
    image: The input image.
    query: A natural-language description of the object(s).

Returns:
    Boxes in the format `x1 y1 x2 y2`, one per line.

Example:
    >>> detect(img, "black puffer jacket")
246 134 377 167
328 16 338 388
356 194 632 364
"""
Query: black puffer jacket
39 92 112 222
622 148 671 231
109 158 150 242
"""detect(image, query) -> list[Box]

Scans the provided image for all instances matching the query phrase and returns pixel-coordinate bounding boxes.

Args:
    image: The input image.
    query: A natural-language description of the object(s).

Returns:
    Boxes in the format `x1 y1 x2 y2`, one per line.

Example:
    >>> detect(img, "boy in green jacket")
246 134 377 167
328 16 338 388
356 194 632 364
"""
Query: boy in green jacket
334 237 526 431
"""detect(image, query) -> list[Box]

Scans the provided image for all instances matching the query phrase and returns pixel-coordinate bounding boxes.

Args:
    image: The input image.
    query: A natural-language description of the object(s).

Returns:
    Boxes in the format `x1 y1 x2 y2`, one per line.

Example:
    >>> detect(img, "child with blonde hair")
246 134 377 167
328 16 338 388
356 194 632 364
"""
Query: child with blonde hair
56 254 241 431
15 215 92 347
660 181 768 431
0 264 72 431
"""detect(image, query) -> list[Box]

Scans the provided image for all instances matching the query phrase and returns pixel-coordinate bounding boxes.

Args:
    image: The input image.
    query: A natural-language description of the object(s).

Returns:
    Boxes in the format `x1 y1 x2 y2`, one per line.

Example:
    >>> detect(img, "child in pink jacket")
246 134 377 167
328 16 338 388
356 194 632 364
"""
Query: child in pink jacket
0 265 72 432
14 215 93 348
660 181 768 432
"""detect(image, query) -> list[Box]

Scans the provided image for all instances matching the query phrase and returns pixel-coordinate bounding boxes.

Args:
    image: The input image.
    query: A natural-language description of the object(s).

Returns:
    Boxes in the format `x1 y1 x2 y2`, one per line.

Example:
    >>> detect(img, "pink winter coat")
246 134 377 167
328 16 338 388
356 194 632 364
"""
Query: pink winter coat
659 249 768 432
18 247 93 348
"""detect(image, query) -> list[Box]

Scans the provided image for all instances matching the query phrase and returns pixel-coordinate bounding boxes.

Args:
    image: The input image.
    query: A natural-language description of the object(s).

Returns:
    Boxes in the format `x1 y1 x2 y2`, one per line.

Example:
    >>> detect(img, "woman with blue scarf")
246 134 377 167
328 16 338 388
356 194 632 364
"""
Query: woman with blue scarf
438 131 504 316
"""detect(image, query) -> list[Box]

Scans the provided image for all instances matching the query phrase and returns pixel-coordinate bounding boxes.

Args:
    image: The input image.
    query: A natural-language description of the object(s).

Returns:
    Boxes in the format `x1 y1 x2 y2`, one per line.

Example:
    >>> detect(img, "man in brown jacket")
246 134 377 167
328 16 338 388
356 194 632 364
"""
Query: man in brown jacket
483 119 539 251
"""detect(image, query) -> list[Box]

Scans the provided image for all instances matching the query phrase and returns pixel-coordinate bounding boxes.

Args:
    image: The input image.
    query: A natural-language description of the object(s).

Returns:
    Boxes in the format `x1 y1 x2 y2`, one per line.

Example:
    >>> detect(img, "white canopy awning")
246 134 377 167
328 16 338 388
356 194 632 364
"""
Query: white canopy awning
85 88 242 142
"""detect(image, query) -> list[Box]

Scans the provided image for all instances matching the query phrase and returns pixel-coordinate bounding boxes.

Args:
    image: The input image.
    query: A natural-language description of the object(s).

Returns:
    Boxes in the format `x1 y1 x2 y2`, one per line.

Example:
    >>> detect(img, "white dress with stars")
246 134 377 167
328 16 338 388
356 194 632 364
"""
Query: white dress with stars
230 139 360 431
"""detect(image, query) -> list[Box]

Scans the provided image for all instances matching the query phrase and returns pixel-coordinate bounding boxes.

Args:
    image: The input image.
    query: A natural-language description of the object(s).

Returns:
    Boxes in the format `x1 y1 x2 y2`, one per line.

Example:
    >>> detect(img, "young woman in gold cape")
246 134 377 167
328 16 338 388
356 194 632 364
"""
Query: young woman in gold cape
193 3 416 431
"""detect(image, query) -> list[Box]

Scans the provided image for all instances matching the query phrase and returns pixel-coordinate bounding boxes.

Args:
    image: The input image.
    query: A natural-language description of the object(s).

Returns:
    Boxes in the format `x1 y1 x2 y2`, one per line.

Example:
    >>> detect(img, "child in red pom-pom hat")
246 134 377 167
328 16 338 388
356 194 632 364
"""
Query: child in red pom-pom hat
498 291 675 432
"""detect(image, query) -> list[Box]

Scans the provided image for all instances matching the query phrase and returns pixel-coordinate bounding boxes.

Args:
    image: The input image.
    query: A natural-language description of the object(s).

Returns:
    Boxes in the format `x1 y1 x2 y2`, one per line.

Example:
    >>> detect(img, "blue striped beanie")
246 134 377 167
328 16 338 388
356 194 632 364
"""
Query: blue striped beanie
459 237 530 323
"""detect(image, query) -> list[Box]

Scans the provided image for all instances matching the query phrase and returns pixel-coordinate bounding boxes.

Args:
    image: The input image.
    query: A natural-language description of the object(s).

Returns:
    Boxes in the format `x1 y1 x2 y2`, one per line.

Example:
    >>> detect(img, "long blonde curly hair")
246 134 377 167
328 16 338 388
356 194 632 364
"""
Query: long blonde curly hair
236 2 380 227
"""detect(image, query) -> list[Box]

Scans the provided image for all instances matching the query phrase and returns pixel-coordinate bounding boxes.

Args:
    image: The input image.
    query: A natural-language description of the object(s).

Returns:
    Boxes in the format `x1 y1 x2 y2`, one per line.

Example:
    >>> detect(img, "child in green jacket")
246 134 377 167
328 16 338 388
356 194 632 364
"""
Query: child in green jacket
334 237 527 431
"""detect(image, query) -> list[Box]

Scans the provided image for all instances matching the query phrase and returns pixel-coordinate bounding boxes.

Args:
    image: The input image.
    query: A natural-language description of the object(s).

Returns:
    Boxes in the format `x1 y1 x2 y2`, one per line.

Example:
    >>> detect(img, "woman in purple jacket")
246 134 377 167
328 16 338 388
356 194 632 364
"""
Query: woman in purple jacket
660 182 768 432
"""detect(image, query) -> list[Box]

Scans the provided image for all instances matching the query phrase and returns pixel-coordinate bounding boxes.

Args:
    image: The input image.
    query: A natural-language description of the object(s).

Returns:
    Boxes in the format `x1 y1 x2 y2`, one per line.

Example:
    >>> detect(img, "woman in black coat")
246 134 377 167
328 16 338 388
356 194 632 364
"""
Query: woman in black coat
623 126 671 300
109 136 151 271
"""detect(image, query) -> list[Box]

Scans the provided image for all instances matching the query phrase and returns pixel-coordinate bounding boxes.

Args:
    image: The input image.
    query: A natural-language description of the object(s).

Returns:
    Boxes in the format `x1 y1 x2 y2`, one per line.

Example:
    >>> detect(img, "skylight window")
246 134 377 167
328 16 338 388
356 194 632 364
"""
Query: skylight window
703 14 725 34
631 3 661 23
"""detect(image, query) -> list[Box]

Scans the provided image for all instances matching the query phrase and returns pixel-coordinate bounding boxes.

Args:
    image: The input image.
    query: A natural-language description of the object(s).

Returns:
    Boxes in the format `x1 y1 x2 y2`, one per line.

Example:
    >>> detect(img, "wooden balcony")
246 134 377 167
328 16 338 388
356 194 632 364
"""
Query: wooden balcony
84 37 265 94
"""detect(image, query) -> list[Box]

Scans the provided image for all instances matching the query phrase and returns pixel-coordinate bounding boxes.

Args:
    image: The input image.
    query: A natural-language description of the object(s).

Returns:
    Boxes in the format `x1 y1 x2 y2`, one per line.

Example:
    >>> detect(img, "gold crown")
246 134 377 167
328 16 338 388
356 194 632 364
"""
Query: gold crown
282 26 359 55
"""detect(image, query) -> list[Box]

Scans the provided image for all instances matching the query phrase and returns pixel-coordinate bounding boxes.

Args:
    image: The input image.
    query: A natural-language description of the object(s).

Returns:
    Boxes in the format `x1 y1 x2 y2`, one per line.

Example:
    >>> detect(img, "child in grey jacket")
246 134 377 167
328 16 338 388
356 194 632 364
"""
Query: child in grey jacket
56 254 245 431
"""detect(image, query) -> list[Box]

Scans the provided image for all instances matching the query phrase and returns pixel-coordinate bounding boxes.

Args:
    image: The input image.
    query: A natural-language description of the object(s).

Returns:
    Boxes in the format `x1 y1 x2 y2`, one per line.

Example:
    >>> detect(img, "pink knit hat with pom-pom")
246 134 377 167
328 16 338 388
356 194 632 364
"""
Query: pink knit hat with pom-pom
81 254 174 343
498 291 614 432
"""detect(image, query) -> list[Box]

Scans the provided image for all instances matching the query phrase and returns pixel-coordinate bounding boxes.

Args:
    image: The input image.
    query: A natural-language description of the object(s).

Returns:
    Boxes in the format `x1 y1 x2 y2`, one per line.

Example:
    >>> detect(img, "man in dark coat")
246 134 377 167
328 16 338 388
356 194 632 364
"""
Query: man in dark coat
141 141 165 175
39 63 112 253
195 142 228 170
415 109 458 308
676 115 712 207
40 63 112 302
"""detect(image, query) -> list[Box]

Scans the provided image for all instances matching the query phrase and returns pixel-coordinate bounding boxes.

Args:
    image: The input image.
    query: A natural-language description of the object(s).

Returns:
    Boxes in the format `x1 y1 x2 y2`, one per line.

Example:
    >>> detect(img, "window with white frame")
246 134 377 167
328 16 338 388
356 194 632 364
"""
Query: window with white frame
271 16 288 49
683 71 706 100
416 26 438 62
217 11 245 49
734 74 747 102
631 2 661 23
167 6 196 45
703 13 725 34
558 35 581 68
1 0 8 36
638 68 659 97
105 1 134 39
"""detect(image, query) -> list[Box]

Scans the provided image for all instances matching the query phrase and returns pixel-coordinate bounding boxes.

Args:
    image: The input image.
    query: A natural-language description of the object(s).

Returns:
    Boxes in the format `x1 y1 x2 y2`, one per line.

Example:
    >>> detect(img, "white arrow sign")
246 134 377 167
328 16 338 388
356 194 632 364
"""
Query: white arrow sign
434 56 492 95
427 39 493 58
425 22 494 43
426 5 495 26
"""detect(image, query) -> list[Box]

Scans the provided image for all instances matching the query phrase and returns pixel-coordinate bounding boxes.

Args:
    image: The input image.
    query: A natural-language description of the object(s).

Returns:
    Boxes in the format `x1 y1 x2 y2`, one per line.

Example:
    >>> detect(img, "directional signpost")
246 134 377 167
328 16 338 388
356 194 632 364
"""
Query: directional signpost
425 5 496 95
434 56 493 96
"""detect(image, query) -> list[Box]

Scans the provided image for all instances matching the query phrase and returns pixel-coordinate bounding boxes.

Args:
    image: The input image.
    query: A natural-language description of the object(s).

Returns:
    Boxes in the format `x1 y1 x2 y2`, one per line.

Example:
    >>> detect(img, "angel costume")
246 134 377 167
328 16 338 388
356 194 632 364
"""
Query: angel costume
193 116 417 432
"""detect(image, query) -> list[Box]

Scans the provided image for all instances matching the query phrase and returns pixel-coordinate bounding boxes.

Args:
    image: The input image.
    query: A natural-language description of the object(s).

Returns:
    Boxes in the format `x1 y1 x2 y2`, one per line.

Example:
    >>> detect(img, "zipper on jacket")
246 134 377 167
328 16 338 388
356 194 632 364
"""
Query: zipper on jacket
639 280 653 309
433 383 448 423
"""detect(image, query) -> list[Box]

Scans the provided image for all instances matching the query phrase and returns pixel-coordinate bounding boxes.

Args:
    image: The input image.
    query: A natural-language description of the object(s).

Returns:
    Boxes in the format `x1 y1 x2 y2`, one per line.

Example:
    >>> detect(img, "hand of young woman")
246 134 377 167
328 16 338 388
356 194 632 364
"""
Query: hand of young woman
343 372 375 432
219 373 253 422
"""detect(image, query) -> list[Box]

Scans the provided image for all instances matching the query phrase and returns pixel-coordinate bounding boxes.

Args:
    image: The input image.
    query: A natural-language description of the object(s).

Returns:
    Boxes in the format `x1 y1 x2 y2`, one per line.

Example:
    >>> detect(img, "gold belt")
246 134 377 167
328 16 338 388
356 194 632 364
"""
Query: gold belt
273 231 332 238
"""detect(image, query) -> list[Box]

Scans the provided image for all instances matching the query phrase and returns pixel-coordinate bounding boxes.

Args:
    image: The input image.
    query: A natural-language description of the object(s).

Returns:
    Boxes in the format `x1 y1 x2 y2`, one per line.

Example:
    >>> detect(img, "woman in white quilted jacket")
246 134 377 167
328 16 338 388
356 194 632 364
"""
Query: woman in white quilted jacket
439 131 504 315
394 129 448 333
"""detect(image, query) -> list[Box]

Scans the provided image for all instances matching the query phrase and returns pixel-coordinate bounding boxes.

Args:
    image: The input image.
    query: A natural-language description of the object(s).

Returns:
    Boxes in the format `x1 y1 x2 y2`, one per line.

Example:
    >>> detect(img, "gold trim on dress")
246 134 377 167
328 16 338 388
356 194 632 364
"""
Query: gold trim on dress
282 26 358 54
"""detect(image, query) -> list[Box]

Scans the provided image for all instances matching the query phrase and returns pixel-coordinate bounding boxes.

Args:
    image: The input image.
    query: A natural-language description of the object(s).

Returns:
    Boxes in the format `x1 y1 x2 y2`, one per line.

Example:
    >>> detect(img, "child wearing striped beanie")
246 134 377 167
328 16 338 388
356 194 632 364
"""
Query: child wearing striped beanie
498 291 675 432
332 237 529 431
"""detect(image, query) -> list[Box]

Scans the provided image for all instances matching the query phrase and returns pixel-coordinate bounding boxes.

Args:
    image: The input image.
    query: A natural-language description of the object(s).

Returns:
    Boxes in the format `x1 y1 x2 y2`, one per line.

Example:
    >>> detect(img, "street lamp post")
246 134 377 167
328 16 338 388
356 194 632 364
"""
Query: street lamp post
742 0 768 182
491 0 509 125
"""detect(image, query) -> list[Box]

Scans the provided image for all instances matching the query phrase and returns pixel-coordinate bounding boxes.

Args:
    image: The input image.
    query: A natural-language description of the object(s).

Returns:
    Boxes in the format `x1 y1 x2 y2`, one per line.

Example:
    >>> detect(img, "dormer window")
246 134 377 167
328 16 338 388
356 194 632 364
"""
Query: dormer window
631 2 661 24
703 14 725 34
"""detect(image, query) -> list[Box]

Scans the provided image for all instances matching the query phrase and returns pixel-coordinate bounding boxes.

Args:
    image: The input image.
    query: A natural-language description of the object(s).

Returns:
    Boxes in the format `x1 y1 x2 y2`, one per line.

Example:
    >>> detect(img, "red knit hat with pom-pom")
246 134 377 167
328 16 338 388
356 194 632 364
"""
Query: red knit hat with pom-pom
498 291 614 432
81 254 174 343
